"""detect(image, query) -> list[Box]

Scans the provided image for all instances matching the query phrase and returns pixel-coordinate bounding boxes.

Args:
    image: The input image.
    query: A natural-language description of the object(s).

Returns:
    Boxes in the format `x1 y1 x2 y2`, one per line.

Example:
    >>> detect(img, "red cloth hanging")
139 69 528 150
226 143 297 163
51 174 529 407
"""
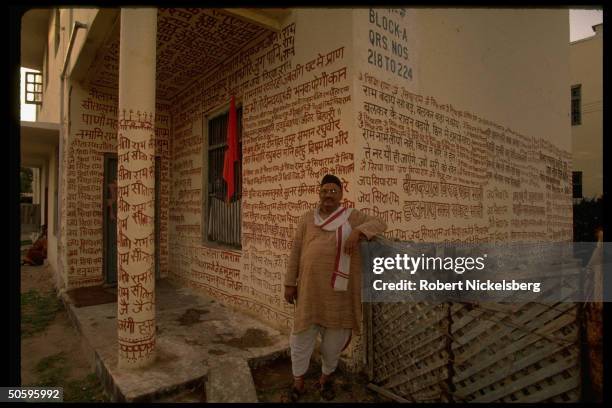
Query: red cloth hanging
222 95 238 202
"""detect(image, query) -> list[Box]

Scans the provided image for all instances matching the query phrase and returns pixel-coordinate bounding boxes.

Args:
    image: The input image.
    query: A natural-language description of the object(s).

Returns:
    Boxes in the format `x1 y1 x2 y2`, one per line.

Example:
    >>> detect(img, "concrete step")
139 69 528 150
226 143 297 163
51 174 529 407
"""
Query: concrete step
57 279 290 403
60 293 208 402
206 356 258 403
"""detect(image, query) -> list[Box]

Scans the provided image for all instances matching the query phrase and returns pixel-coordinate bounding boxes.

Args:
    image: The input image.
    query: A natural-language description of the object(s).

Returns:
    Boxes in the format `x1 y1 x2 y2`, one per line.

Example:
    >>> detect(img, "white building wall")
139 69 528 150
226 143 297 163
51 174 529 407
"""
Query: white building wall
570 25 603 199
38 8 100 123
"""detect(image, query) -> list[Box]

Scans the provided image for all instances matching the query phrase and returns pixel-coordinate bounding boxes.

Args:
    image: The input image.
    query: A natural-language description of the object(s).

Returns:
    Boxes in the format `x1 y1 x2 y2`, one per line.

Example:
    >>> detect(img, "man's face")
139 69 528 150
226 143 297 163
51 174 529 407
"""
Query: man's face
319 182 342 212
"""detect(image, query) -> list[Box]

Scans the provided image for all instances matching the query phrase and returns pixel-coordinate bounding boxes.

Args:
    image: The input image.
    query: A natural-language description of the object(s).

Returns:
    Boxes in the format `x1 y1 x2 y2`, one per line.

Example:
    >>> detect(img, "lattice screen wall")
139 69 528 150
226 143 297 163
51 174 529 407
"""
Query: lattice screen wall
367 301 581 402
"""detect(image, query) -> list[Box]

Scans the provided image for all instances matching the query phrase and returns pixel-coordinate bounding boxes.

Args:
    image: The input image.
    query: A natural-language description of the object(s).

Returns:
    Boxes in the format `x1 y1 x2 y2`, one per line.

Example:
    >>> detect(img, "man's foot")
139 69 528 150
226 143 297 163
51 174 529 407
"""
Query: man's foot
280 376 305 402
316 375 335 401
280 385 305 402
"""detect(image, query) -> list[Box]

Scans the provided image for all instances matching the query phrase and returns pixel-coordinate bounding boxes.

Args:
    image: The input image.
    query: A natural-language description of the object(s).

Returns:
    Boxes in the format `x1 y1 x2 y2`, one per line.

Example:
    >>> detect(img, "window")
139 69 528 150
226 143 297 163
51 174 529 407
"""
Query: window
572 171 582 199
25 72 43 105
571 85 581 126
204 106 243 248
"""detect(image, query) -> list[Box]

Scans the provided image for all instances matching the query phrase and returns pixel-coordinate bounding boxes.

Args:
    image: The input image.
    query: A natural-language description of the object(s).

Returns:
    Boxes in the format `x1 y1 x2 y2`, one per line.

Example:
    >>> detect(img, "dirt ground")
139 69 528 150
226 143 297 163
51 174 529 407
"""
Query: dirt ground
20 260 391 403
251 356 392 403
20 263 108 402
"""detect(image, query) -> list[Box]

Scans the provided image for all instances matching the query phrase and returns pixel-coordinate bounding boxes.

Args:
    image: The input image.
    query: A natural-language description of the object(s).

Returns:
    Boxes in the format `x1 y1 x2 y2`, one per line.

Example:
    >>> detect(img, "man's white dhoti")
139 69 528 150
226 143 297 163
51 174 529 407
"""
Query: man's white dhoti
290 324 352 377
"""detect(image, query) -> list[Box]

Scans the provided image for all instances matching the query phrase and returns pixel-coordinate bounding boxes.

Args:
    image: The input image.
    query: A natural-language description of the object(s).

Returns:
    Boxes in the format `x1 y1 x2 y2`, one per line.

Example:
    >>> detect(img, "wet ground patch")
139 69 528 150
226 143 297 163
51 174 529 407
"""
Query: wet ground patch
177 308 209 326
214 328 274 349
64 286 116 308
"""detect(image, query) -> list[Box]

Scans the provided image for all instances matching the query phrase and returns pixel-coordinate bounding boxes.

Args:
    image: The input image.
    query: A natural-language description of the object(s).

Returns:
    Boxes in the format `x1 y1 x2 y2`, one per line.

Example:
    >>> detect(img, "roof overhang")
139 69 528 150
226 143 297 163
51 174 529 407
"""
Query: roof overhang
21 9 52 70
86 8 289 100
221 8 289 32
20 121 60 167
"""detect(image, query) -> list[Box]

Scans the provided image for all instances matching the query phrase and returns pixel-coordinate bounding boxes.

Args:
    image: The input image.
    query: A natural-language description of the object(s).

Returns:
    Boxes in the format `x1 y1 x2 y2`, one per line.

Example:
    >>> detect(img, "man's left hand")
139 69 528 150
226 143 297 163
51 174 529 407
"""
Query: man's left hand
344 229 364 255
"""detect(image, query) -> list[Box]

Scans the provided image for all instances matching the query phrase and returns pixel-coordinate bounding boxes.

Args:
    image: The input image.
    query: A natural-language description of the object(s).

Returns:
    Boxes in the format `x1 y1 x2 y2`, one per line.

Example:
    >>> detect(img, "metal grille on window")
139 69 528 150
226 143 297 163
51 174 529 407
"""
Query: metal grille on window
571 85 581 126
207 107 242 248
25 72 43 105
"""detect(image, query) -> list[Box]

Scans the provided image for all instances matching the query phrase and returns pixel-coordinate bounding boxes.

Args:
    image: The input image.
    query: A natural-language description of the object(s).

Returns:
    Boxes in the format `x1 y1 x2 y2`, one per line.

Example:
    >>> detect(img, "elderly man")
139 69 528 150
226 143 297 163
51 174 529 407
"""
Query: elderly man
282 174 387 401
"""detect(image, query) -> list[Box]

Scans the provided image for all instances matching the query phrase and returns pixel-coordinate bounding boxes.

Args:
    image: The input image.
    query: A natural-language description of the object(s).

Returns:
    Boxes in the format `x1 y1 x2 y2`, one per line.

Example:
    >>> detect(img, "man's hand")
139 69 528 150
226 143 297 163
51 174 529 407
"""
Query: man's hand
284 285 298 304
344 229 364 255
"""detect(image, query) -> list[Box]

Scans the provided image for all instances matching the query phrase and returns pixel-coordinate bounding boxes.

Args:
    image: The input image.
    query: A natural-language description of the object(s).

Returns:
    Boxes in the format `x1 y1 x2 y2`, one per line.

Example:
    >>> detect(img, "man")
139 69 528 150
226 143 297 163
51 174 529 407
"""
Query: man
282 174 387 401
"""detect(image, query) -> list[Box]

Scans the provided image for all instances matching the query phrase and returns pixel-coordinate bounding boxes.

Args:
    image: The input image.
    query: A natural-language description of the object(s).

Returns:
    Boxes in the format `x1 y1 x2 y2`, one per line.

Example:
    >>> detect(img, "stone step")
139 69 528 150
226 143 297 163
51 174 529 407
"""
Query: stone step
206 356 258 403
60 293 208 402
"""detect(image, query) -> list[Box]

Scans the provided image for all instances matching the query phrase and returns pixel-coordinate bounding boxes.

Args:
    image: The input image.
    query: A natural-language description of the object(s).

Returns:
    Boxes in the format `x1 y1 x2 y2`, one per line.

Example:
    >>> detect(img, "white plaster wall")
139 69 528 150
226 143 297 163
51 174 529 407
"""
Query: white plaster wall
38 8 100 122
570 30 603 199
351 8 572 245
413 9 570 150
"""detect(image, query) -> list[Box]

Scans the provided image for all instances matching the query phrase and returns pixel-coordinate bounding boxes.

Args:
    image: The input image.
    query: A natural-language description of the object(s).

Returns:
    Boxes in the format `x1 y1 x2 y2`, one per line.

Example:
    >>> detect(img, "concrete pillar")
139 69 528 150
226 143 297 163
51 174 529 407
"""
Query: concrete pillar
41 163 48 226
117 8 157 369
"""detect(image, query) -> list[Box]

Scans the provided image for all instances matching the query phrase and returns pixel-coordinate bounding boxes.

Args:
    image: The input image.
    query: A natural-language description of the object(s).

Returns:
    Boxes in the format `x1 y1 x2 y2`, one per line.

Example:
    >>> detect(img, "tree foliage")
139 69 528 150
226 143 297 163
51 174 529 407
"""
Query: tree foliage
573 196 603 242
21 167 33 193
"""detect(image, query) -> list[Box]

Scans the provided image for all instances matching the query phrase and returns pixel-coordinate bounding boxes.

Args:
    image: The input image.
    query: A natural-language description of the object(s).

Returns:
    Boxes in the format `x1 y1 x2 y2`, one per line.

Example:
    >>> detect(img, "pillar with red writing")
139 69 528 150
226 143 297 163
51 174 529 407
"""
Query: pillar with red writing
116 8 157 369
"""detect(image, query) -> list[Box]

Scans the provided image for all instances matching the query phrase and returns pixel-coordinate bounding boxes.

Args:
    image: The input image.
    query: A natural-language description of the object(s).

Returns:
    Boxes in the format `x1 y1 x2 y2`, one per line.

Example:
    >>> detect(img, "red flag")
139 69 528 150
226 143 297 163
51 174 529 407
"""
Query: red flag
222 95 238 202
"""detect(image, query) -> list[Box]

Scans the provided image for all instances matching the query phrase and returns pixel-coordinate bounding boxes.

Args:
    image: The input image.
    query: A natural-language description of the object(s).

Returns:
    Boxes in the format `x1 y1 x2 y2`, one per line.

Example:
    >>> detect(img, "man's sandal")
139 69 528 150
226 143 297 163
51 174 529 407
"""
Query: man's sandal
316 380 336 401
280 385 305 402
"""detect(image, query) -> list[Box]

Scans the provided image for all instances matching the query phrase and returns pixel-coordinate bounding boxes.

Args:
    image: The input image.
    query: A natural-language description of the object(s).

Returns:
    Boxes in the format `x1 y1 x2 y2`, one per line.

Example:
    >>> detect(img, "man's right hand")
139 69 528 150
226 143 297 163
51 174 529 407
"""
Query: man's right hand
284 285 298 304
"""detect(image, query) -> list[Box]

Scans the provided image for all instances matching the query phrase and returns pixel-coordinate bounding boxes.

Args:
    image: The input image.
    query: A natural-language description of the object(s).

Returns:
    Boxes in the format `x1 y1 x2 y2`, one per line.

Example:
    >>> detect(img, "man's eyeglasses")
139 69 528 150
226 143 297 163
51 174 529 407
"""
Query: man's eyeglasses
320 188 340 195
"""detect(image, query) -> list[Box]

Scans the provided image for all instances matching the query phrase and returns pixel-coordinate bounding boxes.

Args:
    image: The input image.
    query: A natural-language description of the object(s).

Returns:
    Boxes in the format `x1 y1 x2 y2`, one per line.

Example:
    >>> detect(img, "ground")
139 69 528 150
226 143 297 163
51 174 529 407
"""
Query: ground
251 355 392 403
20 263 108 402
20 254 391 403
